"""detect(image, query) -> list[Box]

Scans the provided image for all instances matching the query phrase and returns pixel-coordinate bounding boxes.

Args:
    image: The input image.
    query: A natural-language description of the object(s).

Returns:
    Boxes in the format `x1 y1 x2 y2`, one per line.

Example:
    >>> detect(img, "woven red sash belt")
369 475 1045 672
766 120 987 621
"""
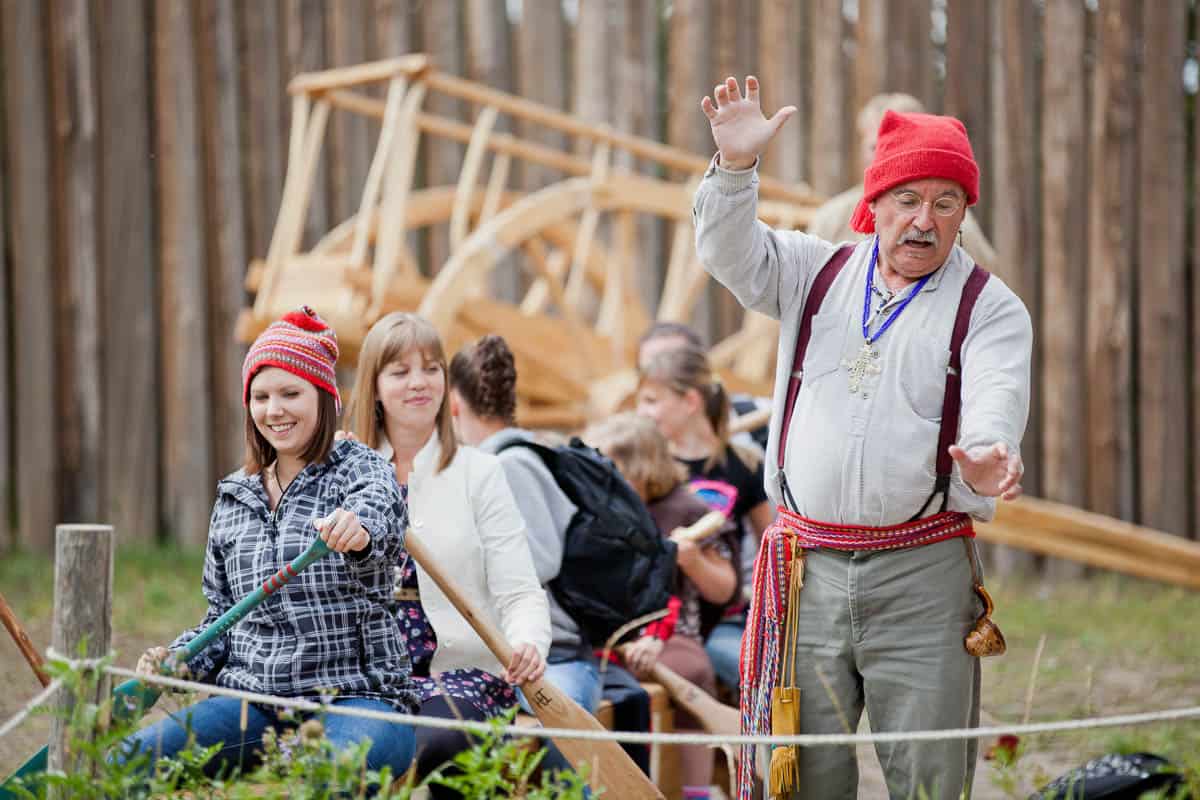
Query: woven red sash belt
735 507 974 799
770 505 974 551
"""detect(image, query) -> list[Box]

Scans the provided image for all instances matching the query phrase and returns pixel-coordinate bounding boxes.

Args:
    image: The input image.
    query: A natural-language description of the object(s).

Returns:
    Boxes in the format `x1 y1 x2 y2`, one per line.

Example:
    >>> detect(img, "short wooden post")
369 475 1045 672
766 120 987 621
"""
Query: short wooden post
48 524 114 790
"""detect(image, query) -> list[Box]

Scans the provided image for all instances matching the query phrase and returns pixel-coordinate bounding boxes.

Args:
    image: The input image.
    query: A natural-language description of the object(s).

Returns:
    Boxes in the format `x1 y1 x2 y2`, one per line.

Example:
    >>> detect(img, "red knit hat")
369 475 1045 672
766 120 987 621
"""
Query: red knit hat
242 306 341 413
850 110 979 234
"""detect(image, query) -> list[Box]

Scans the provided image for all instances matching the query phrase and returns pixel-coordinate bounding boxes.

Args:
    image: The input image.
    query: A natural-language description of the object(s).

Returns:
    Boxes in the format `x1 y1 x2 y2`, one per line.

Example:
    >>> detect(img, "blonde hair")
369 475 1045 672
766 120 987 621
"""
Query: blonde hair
638 344 729 471
583 412 686 502
857 92 926 138
345 312 457 473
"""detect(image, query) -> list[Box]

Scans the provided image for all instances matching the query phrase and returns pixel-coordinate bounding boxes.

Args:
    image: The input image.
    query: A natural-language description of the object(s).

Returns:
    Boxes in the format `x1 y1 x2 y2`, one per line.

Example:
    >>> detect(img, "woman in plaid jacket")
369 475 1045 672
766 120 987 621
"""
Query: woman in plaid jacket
124 307 417 781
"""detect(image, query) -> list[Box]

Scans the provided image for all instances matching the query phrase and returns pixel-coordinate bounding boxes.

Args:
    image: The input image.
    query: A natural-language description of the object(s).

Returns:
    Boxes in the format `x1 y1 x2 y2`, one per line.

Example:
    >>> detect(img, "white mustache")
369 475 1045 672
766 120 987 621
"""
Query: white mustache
900 228 938 246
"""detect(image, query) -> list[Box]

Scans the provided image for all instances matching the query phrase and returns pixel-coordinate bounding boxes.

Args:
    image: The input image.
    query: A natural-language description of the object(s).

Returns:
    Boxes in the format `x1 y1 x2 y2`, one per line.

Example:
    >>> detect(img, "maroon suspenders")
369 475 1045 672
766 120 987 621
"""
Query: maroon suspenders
777 245 855 472
776 247 991 516
776 245 854 511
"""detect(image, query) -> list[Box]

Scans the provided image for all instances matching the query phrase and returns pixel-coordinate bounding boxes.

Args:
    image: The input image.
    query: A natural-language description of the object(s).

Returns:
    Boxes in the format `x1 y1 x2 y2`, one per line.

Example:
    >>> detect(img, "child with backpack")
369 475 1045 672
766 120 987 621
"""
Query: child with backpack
636 344 775 693
343 313 550 796
584 412 739 800
447 334 601 714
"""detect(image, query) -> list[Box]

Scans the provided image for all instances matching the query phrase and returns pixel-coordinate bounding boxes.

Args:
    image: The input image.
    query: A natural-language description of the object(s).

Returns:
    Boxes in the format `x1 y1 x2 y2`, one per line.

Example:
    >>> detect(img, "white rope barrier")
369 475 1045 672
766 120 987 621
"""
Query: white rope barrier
101 666 1200 748
1 662 1195 749
0 679 62 740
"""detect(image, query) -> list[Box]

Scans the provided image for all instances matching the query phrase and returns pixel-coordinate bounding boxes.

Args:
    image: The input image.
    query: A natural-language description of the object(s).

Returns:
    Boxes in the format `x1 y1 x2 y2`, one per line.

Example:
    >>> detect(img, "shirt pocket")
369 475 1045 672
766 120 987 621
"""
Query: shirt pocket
800 310 850 386
898 335 952 420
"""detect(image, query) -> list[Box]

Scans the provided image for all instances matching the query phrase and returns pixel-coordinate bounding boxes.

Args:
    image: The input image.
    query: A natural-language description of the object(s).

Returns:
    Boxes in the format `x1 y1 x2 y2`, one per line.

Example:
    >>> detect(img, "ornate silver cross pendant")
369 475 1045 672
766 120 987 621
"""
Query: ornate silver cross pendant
841 342 882 397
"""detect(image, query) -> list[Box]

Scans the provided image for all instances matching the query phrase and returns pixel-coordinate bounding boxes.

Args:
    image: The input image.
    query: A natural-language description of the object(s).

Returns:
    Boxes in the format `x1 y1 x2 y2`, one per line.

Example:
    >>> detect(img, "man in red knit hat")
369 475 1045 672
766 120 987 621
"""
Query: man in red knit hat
694 77 1033 800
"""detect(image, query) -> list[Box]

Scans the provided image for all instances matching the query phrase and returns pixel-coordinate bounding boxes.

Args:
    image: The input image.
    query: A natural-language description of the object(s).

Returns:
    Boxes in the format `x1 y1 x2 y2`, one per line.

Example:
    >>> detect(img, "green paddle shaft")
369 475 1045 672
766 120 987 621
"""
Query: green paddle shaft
0 537 333 797
171 536 332 668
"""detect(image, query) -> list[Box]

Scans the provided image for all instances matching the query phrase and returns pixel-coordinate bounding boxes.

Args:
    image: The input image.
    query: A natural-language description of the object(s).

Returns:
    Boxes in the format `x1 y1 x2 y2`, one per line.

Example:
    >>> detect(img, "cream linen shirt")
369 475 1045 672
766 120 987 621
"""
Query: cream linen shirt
694 159 1032 525
379 434 551 675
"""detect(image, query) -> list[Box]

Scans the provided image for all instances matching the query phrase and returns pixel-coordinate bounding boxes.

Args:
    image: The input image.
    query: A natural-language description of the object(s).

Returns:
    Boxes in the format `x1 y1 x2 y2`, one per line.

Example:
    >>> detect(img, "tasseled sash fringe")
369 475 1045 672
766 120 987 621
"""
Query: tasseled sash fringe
737 527 796 800
736 508 975 799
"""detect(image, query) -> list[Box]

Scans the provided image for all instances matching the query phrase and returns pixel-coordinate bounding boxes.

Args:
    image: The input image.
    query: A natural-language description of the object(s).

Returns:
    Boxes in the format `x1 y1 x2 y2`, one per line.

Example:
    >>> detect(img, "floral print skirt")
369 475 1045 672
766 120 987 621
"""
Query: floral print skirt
395 552 517 718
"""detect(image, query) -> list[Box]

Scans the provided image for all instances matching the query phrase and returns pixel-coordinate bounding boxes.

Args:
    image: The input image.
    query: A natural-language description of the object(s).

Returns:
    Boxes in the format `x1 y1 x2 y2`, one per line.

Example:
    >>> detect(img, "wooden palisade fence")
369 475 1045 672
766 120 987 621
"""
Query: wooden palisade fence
0 1 1195 561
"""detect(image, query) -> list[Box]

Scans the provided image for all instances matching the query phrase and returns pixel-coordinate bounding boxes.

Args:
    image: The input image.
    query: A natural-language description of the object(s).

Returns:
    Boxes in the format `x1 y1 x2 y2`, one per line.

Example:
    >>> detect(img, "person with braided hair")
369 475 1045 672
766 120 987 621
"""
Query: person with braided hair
447 334 602 716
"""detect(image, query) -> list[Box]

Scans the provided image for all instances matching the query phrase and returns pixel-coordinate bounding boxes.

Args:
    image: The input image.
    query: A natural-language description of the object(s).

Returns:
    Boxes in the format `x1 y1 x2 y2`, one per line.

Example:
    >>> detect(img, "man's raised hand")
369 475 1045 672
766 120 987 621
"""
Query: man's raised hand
700 76 797 171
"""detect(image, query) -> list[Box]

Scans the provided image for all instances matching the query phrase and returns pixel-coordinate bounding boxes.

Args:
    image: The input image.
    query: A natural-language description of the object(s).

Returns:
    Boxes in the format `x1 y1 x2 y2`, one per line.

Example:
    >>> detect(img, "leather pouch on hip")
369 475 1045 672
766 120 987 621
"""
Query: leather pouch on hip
964 582 1006 657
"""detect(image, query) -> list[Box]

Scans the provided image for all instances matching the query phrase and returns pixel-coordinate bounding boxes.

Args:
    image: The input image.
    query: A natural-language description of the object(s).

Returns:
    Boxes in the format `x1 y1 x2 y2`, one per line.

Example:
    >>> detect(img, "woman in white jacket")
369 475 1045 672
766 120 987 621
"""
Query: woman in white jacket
345 312 550 793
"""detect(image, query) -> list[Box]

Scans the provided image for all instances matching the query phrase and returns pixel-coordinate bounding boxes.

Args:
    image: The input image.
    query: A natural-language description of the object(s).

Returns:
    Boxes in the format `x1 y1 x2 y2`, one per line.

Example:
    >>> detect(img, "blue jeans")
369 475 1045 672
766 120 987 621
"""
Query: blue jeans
117 695 414 781
517 657 602 714
704 617 745 689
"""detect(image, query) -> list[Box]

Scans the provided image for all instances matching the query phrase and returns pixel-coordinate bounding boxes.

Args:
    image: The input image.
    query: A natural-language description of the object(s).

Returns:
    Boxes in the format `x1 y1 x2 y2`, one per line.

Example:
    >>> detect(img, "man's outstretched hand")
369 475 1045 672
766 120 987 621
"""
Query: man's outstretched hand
700 76 797 171
949 442 1024 501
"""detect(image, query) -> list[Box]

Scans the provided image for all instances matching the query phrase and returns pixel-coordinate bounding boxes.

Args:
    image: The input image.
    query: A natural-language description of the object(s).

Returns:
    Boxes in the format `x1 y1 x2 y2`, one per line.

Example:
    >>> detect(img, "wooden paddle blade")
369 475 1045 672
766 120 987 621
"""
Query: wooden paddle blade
0 747 46 800
405 530 662 798
0 678 161 797
650 662 741 737
520 674 665 800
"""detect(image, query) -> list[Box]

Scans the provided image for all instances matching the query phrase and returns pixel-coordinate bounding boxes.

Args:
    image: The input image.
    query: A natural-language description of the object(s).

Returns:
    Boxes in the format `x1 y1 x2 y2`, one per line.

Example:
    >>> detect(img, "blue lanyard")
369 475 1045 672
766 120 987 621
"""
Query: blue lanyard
861 238 933 344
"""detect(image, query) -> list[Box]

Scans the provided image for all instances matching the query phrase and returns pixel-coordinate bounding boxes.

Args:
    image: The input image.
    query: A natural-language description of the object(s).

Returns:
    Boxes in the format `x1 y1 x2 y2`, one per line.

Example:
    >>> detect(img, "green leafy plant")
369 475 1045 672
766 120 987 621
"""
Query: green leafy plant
426 709 593 800
10 655 591 799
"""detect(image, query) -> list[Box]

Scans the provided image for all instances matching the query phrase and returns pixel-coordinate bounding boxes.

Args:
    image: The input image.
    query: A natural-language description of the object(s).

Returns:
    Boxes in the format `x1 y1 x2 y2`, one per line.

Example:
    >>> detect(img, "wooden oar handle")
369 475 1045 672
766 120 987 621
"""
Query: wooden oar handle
729 405 771 436
403 529 515 666
0 591 49 687
671 510 728 544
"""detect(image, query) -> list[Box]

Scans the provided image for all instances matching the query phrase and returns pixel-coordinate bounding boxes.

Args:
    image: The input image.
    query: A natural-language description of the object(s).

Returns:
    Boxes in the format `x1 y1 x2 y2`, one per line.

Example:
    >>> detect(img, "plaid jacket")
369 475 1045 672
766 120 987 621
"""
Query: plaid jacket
171 439 418 712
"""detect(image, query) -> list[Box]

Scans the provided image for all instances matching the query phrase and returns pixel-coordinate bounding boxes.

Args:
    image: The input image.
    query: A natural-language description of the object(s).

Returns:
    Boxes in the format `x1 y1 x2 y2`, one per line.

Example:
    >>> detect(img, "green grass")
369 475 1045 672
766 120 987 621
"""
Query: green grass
980 572 1200 788
2 547 1199 794
0 543 209 775
0 542 209 643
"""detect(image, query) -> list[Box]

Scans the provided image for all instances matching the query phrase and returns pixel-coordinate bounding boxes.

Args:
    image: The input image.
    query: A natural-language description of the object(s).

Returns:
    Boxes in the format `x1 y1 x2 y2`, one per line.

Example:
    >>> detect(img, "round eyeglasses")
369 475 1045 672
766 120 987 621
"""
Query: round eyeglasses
890 190 964 217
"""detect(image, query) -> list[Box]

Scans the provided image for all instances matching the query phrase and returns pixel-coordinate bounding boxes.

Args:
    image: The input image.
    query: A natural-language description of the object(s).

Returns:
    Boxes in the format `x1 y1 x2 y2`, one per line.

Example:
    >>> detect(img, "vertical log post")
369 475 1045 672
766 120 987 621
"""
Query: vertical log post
155 0 214 546
196 0 250 476
989 0 1041 576
48 524 114 793
98 0 160 543
1040 0 1089 579
421 0 466 274
1136 0 1189 537
465 0 518 300
1086 0 1138 524
944 0 993 234
2 0 59 554
518 0 569 190
616 0 664 311
809 0 848 197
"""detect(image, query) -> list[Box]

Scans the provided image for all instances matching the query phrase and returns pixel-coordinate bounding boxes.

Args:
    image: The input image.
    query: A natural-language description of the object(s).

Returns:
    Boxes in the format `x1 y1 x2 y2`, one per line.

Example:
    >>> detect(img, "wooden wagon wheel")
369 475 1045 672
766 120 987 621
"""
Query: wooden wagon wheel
242 56 817 430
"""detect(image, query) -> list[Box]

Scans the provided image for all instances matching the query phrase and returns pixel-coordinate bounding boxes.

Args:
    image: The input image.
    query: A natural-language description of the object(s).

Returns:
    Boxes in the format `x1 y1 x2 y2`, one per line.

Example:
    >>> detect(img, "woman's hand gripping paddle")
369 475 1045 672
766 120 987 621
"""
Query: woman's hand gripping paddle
403 529 666 800
1 538 333 797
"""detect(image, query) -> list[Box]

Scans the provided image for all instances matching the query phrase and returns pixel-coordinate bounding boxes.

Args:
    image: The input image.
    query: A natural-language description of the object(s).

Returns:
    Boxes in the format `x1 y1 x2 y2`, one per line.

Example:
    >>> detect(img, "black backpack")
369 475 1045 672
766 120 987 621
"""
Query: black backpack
497 436 677 646
1032 752 1186 799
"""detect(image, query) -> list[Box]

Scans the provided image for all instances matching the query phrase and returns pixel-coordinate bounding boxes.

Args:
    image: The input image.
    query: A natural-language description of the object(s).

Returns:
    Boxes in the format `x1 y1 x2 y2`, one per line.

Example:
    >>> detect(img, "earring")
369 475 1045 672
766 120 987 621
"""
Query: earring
957 228 964 246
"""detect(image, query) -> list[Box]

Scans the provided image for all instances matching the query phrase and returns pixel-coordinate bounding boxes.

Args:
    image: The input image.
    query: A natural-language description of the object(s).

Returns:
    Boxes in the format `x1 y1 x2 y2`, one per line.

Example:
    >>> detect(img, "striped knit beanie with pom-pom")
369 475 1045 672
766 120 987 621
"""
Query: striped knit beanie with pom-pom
242 305 341 413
